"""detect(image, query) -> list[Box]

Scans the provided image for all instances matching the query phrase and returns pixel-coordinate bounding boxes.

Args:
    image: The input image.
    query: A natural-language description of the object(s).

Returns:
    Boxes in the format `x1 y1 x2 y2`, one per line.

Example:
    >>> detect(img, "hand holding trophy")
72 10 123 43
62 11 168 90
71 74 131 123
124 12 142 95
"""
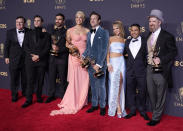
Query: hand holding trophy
50 35 60 56
81 56 104 78
152 47 163 73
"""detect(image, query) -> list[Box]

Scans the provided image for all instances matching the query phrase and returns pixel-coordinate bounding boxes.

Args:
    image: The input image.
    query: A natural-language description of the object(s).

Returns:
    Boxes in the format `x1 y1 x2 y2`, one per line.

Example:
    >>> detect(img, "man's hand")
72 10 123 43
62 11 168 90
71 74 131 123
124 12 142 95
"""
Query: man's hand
153 57 161 65
52 44 59 51
93 65 100 72
5 58 9 64
31 54 39 62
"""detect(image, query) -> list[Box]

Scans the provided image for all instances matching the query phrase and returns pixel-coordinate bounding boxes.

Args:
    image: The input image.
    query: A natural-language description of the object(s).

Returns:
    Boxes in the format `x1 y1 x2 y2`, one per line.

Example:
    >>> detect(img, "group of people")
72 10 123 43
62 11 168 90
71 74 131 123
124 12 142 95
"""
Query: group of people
4 9 177 126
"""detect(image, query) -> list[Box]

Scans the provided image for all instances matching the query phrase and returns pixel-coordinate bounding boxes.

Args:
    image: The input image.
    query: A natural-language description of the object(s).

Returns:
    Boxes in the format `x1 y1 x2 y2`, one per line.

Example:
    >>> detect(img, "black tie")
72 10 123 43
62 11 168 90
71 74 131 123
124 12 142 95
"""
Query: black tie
132 39 138 42
90 29 96 33
18 30 25 33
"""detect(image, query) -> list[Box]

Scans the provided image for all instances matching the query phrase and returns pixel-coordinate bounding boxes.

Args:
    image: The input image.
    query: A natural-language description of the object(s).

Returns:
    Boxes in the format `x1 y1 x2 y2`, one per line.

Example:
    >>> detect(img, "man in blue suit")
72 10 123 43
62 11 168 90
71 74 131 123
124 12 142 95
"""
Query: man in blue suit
82 11 109 116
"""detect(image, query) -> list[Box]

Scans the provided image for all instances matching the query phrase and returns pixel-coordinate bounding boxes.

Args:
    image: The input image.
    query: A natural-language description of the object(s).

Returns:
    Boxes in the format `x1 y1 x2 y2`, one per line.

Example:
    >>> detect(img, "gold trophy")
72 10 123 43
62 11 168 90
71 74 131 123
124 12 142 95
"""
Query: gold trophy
81 57 104 78
152 47 163 73
50 35 60 56
69 45 80 58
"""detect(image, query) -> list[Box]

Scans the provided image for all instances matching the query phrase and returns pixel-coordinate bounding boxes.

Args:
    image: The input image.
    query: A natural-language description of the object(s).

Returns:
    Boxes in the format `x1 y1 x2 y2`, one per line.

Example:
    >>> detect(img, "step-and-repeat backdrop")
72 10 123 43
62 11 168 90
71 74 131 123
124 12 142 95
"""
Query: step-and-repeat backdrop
0 0 183 117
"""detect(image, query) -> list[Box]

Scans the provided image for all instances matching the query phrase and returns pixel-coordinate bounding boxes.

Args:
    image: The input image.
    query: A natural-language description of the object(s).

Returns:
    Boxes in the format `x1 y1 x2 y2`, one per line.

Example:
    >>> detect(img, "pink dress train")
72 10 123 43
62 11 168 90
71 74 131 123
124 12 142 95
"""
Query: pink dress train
50 28 89 115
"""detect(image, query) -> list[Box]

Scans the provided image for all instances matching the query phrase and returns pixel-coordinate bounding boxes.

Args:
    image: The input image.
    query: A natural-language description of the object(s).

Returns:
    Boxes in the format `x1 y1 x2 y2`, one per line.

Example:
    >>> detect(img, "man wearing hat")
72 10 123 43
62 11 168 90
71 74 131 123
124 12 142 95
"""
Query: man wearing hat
146 9 177 126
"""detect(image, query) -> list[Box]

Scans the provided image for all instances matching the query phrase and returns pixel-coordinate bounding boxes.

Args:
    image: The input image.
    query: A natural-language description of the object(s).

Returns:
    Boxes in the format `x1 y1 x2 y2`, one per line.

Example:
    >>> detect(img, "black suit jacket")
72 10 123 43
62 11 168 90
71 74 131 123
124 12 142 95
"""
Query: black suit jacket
24 28 51 67
4 27 30 69
124 37 147 77
147 29 177 80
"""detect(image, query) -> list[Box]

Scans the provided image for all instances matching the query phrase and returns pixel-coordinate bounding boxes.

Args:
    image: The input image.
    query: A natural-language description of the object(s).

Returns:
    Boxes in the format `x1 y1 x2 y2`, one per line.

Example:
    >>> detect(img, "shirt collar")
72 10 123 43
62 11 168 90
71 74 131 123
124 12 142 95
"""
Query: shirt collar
152 27 161 36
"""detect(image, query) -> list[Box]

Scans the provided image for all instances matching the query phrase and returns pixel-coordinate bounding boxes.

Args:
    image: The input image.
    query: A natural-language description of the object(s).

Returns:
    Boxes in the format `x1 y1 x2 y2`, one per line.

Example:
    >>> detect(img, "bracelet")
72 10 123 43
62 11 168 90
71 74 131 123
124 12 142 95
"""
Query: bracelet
107 63 111 66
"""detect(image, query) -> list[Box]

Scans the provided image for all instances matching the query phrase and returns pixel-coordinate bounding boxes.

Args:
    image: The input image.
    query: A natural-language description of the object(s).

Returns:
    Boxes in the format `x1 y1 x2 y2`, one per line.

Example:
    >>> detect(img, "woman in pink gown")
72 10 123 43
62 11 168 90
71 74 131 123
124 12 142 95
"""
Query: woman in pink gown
50 11 89 115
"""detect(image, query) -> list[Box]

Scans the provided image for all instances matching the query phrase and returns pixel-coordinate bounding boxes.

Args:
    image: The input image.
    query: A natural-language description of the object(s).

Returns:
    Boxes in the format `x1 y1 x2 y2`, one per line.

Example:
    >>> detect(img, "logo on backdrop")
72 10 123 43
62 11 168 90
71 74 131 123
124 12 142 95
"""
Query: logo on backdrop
26 19 31 29
174 60 183 67
0 72 8 77
55 0 66 10
174 87 183 107
0 24 7 29
176 21 183 42
0 43 4 58
130 0 145 8
23 0 35 3
0 0 6 10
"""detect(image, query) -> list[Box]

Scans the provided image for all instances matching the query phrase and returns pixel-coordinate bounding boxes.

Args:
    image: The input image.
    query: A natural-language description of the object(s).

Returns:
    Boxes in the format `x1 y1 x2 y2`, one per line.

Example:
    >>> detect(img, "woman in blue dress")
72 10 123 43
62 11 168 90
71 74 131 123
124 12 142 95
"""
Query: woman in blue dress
107 21 127 118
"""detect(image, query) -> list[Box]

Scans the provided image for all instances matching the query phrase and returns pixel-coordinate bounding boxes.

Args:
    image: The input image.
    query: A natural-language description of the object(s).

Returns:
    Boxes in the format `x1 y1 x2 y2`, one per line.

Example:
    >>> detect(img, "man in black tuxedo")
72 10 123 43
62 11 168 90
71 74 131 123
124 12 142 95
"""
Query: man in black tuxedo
4 16 30 102
22 15 51 108
146 9 177 126
124 24 149 120
45 13 68 103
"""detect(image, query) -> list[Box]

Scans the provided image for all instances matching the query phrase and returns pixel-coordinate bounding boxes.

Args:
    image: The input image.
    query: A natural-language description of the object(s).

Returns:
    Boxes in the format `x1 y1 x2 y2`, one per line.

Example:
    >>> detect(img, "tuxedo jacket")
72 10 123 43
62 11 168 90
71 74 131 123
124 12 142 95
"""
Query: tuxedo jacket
82 26 109 69
24 29 51 67
147 29 177 80
4 27 30 69
124 36 147 77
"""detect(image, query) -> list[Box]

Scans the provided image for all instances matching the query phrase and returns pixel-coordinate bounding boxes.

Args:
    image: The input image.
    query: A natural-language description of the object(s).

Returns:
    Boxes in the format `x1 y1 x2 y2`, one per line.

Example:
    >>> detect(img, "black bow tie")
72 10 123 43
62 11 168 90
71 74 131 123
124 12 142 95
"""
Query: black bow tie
132 39 138 42
18 30 25 33
90 29 96 33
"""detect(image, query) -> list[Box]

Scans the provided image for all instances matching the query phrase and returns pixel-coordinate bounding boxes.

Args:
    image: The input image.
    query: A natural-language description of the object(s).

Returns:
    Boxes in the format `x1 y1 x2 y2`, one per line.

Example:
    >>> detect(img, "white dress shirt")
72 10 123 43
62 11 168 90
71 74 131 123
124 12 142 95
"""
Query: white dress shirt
90 26 99 47
129 36 141 59
16 29 25 47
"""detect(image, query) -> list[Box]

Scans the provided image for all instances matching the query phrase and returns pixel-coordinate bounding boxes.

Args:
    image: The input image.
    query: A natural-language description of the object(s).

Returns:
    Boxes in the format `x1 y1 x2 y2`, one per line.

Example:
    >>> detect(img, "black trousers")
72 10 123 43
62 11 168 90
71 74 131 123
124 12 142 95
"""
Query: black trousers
48 57 68 97
9 66 27 99
126 74 147 114
25 65 46 102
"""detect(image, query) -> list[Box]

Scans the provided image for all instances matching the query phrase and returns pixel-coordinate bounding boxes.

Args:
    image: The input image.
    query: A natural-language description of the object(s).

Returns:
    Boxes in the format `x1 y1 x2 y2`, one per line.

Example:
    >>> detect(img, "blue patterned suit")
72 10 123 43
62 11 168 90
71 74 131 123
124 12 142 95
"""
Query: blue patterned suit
82 26 109 108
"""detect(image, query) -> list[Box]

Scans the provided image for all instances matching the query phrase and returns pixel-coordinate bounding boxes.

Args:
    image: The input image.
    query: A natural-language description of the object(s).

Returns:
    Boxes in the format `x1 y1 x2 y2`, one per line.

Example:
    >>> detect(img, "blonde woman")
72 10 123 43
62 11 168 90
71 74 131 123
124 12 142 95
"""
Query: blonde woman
107 21 127 118
50 11 89 115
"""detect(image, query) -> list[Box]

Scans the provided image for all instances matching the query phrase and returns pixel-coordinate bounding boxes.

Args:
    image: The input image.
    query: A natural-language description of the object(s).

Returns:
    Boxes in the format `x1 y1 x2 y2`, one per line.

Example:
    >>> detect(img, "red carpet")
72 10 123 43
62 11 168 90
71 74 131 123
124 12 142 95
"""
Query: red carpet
0 88 183 131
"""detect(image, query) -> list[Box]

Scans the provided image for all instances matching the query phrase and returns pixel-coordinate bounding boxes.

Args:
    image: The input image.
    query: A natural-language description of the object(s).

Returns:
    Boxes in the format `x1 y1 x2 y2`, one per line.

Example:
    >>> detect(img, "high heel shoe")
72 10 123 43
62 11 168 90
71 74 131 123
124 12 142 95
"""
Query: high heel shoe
117 113 122 118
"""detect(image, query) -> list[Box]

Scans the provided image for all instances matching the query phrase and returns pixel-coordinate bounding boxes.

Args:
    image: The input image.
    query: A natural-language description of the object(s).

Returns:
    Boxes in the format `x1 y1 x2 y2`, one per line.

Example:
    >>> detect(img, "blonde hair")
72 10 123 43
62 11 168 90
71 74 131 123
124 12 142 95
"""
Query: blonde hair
113 20 125 38
75 11 85 20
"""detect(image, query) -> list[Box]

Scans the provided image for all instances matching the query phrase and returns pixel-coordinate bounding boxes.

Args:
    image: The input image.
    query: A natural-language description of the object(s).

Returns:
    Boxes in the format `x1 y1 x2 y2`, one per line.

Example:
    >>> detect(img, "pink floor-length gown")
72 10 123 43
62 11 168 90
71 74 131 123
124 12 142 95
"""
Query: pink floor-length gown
50 27 89 115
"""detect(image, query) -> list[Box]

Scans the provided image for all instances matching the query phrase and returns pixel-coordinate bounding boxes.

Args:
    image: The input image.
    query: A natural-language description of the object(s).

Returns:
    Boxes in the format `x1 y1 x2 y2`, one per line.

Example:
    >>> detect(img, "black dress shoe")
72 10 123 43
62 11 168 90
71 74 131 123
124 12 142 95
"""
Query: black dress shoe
45 96 55 103
140 113 150 120
86 106 98 113
37 98 43 103
12 97 18 102
124 113 136 119
147 120 160 126
100 108 106 116
22 101 32 108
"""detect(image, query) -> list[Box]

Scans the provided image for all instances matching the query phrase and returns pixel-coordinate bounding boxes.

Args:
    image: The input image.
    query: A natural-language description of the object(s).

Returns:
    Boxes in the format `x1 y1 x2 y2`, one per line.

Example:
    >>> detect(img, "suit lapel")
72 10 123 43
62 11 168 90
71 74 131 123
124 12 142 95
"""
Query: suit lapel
92 26 101 48
13 29 19 44
155 29 164 50
32 30 37 45
127 39 135 59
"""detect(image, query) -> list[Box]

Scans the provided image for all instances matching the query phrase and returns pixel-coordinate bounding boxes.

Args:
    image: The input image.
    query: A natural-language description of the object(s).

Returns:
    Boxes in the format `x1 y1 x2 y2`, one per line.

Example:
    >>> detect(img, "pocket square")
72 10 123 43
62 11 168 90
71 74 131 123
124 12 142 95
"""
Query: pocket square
98 36 102 39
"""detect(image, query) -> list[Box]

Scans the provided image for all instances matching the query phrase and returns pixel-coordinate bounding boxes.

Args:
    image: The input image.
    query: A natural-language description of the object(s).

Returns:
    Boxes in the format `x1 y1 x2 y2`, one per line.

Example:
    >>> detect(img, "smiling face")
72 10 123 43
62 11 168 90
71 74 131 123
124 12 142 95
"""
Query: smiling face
113 24 121 36
55 15 64 28
149 17 161 32
16 18 25 30
75 12 84 25
130 26 140 39
90 14 100 29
